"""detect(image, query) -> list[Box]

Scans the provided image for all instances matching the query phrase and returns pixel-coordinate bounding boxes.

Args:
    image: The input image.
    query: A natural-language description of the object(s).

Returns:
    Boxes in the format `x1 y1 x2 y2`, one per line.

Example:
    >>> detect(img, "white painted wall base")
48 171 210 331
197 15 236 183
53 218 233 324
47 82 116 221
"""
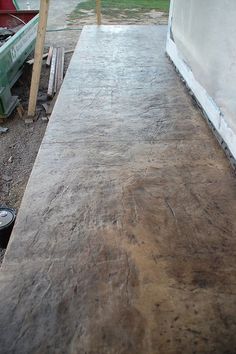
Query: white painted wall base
166 0 236 161
166 37 236 160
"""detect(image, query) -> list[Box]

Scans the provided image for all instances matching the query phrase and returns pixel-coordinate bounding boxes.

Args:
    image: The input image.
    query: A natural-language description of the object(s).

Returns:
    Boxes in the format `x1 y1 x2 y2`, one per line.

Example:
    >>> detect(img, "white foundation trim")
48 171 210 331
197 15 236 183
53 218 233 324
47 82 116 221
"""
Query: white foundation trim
166 0 236 160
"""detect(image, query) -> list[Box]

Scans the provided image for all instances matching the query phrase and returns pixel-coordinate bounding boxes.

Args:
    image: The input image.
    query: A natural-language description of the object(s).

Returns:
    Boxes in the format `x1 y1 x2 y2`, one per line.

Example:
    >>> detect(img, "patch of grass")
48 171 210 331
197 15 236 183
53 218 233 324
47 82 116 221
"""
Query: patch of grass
69 0 170 20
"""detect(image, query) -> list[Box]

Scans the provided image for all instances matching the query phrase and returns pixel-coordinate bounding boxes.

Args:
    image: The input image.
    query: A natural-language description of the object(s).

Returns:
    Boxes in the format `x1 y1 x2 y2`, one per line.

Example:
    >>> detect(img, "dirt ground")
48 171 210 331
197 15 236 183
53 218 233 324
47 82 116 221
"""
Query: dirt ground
0 54 72 256
0 54 73 209
69 9 169 26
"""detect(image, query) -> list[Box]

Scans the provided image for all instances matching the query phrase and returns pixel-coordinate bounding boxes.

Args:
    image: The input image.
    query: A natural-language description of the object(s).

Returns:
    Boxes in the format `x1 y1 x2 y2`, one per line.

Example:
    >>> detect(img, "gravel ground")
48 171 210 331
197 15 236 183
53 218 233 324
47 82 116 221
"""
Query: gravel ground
0 54 73 263
0 63 49 263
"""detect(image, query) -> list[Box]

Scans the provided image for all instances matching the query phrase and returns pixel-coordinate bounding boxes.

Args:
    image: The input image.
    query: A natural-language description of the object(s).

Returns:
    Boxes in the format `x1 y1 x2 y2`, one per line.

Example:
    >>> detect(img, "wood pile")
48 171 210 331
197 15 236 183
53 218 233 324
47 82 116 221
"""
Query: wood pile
26 45 71 122
0 25 24 47
39 46 65 121
26 46 65 94
47 47 65 98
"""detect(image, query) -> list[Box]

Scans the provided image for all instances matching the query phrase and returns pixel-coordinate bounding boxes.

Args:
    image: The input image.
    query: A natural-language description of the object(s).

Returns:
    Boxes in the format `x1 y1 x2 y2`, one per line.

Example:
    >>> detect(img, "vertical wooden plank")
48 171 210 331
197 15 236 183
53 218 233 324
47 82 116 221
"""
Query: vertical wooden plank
54 47 59 94
28 0 50 117
47 47 57 98
46 46 53 67
58 47 65 89
96 0 101 25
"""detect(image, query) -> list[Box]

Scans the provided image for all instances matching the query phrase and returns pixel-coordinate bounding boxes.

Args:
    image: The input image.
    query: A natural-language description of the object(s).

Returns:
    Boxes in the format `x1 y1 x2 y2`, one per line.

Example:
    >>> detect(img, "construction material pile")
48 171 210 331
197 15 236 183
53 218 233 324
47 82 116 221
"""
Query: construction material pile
0 25 23 47
26 46 66 121
0 28 14 47
47 47 65 98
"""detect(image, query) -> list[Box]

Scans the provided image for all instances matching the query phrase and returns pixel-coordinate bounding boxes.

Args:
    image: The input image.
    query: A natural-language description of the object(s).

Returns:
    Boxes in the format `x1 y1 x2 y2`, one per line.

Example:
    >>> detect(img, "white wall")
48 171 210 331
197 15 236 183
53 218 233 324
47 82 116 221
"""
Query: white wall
166 0 236 159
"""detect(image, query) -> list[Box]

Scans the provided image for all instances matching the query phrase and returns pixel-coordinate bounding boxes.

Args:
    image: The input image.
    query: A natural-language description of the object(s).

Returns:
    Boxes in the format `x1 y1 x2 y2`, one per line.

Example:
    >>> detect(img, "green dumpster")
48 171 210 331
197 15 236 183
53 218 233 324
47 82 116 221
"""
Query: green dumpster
0 6 39 118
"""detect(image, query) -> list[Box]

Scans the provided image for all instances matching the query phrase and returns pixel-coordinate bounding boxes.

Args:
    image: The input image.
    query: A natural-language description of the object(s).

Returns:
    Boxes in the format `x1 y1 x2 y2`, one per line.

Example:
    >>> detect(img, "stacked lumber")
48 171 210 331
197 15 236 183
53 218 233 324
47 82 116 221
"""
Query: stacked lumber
47 47 65 98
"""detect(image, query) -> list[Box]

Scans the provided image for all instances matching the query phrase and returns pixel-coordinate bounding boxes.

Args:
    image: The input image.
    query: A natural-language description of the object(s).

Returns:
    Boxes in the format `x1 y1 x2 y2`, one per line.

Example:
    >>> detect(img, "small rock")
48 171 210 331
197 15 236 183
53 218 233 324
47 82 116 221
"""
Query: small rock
0 127 8 134
1 184 9 193
24 118 34 124
2 175 12 182
8 156 13 163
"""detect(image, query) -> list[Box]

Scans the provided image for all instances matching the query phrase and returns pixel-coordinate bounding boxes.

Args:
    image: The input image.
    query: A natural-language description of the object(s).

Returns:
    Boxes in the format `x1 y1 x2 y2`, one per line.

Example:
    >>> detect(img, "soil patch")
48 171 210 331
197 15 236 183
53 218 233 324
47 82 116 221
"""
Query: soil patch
0 53 73 261
68 8 168 26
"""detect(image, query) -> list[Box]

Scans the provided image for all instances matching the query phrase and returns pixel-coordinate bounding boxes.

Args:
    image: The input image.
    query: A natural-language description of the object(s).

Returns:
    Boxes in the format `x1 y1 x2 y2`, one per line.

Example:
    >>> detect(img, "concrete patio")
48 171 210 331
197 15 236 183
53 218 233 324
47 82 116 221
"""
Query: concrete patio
0 25 236 353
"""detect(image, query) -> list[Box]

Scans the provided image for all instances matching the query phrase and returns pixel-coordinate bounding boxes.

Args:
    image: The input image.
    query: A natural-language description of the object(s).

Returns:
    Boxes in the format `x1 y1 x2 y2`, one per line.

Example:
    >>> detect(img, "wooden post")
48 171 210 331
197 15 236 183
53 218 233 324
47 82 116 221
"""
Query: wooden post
28 0 50 117
96 0 101 25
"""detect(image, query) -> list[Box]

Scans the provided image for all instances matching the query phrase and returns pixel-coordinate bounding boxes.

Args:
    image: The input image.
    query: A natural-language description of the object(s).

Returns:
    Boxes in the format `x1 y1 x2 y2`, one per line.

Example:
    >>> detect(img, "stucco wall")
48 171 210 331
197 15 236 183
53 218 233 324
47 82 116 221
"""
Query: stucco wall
167 0 236 158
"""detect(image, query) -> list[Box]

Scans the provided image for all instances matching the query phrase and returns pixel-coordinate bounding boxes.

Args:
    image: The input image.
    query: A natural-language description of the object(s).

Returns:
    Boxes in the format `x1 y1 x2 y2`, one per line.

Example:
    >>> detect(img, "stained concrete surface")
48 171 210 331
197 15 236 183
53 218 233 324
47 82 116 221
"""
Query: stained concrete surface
0 25 236 353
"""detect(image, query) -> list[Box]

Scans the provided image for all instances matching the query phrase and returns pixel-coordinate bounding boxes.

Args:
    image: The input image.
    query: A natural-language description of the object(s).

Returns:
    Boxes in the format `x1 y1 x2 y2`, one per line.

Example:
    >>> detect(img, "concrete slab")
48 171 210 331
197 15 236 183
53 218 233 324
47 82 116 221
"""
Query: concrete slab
0 26 236 353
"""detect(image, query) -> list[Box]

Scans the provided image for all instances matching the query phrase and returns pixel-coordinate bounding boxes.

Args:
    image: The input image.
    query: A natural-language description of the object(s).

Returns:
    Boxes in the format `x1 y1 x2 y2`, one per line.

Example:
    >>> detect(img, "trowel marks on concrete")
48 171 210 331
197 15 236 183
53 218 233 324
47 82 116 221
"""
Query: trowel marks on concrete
0 26 236 354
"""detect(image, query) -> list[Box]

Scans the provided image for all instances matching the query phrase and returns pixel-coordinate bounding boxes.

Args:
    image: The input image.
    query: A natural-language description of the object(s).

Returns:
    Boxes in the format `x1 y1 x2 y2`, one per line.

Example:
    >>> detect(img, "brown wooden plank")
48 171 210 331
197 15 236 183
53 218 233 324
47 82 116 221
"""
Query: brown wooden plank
46 46 54 67
28 0 50 117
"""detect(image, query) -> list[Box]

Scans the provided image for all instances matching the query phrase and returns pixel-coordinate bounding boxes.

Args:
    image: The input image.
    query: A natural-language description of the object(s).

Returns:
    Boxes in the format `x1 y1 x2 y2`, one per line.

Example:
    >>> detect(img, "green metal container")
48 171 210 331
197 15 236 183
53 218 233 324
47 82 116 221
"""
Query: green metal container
0 12 39 117
13 1 20 10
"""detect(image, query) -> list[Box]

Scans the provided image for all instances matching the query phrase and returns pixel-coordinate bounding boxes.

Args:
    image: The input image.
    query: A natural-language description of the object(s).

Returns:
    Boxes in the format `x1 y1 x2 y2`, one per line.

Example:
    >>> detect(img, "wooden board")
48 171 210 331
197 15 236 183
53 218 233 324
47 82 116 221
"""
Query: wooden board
28 0 50 117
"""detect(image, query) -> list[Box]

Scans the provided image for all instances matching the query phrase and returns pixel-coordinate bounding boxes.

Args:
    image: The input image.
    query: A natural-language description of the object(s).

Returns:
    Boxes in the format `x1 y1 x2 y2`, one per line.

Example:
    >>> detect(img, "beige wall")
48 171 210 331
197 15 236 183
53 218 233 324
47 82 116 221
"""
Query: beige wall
167 0 236 157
